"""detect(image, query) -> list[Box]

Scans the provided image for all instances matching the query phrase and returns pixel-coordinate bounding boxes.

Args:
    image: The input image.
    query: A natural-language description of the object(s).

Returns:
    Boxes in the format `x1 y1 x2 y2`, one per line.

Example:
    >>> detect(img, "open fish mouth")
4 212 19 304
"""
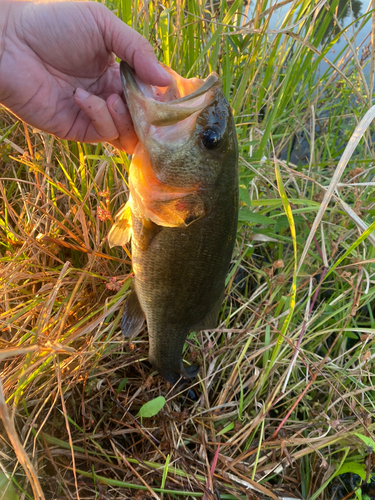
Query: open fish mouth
120 61 221 144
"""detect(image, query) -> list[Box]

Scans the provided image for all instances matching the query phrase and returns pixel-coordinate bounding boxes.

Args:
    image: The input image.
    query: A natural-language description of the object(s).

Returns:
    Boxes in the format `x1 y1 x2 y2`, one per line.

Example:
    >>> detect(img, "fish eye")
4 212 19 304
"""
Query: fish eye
201 128 222 149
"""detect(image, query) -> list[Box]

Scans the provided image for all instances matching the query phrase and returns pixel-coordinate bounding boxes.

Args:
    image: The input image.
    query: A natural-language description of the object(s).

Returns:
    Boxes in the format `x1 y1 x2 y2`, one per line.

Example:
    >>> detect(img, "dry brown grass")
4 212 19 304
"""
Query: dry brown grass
1 107 375 500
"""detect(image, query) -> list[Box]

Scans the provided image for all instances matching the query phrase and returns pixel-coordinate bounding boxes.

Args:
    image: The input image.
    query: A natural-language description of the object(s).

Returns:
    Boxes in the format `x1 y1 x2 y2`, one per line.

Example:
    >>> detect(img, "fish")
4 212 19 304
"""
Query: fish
108 61 238 384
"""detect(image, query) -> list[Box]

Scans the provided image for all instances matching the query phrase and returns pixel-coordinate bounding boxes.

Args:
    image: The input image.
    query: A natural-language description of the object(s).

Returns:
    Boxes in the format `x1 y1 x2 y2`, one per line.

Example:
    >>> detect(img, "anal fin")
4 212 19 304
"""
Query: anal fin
121 289 145 338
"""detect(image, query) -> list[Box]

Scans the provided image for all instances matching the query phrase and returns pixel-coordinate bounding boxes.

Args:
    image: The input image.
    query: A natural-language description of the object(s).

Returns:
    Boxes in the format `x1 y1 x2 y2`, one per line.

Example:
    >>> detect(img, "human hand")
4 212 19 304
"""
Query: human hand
0 0 172 152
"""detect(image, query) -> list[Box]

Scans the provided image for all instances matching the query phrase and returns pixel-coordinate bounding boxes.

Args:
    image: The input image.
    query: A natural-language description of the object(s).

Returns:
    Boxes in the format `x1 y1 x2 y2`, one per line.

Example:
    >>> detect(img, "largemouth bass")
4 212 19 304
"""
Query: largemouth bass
108 62 238 384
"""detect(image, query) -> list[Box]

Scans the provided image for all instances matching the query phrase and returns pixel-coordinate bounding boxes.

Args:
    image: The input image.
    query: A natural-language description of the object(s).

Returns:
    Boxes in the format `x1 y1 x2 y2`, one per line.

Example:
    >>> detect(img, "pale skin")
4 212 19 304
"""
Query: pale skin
0 0 172 152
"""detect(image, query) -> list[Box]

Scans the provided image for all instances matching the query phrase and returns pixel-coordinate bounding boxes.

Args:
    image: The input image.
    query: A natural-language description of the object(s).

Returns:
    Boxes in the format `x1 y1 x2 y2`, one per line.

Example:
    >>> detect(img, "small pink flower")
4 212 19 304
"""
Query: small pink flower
97 207 111 222
106 277 122 291
98 190 110 198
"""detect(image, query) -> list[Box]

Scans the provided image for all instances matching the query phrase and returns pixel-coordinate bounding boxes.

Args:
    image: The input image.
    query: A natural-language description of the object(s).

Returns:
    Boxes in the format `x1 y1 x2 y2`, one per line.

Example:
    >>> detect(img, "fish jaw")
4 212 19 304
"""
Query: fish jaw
120 61 220 145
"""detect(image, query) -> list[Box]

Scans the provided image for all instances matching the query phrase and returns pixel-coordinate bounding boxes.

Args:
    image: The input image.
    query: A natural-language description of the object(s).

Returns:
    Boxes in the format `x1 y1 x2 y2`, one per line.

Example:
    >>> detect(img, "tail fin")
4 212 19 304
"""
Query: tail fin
157 362 200 385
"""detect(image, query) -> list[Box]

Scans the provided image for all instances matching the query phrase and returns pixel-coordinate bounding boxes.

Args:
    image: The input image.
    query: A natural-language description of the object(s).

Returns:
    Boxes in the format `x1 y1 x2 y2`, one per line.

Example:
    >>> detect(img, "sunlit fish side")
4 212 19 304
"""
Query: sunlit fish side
108 61 238 384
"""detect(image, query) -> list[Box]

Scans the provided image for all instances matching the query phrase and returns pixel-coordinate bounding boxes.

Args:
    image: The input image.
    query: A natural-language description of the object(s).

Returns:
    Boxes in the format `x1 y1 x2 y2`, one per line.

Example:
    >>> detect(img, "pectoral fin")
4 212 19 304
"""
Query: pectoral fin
129 147 207 228
150 193 206 227
131 186 207 228
108 200 132 248
139 217 162 251
121 288 145 338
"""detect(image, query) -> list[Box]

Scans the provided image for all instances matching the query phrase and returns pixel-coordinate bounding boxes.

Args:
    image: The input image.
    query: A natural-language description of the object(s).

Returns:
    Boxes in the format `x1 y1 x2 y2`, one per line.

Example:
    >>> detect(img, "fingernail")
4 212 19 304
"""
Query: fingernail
112 96 126 115
156 63 172 82
75 87 90 99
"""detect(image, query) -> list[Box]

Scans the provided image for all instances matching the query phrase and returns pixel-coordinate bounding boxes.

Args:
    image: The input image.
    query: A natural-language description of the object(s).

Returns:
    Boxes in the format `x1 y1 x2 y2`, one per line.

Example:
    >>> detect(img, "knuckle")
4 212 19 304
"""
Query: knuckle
89 1 106 16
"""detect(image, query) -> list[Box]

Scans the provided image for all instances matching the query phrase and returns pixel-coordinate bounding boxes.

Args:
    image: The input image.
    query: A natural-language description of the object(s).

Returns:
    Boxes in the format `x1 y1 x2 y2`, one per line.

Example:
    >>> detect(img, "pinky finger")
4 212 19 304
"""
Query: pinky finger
74 88 119 142
107 94 138 153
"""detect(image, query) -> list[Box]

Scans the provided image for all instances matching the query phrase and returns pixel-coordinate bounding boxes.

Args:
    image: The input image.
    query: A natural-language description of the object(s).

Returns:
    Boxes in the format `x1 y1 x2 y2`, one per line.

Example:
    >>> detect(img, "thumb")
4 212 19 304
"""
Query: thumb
94 4 172 87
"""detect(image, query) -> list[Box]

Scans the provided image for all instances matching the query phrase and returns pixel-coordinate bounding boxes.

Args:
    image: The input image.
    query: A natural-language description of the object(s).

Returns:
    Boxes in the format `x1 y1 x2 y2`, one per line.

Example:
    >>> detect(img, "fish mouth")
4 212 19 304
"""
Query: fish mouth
120 61 220 144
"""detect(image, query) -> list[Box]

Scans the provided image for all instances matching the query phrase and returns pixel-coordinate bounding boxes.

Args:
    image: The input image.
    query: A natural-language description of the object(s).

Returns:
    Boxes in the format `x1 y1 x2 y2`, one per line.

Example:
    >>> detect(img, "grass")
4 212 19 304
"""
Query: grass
1 0 375 498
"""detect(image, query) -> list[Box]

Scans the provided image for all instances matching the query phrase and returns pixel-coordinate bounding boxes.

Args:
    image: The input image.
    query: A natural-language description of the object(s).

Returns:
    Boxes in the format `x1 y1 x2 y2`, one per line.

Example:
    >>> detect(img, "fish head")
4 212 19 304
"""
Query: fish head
121 61 238 227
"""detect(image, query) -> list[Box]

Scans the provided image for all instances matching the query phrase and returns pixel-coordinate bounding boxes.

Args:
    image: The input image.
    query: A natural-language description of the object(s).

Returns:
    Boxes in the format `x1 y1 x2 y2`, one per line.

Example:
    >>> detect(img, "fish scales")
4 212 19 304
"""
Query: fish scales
108 62 238 384
133 173 237 382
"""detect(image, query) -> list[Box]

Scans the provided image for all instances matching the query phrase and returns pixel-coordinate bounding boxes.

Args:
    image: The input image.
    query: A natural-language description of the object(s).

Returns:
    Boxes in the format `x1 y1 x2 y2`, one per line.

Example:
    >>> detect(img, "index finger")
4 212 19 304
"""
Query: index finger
93 3 172 87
